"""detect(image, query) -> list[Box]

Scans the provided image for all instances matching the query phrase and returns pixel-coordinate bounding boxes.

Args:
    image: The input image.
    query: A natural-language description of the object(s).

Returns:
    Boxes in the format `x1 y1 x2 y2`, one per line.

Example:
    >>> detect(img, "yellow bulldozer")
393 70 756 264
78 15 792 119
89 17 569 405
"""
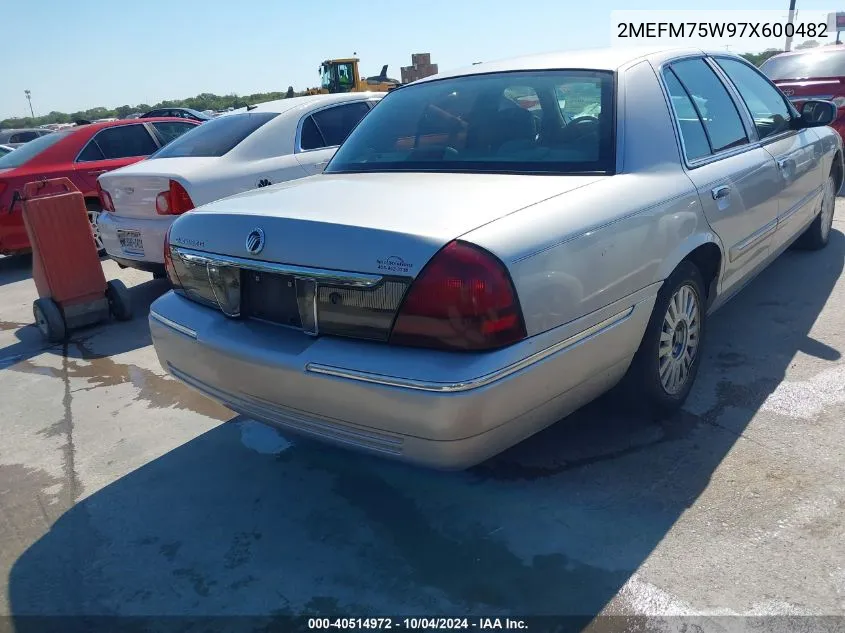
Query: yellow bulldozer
305 58 401 95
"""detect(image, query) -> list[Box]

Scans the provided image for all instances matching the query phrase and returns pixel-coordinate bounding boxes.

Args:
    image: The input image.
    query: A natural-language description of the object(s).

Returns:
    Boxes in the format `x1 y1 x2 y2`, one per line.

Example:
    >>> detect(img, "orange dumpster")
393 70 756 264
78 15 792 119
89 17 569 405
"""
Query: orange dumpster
21 178 132 342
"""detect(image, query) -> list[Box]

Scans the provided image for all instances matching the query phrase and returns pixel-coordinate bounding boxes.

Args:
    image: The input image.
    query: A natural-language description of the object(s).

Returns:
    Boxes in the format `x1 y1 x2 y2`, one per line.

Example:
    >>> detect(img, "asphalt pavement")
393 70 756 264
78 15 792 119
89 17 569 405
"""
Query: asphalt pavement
1 204 845 632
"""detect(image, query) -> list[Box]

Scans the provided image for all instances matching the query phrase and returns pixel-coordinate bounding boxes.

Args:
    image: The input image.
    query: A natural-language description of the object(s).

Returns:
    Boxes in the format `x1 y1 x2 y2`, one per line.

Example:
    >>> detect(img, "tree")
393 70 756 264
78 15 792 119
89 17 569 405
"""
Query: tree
0 89 299 128
741 48 783 67
796 39 820 50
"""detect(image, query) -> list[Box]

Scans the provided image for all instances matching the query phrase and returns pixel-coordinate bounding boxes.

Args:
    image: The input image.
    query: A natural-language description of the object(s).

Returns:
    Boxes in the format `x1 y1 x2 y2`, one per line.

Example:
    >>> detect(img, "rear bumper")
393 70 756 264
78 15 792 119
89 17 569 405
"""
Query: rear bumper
98 212 174 265
149 290 655 469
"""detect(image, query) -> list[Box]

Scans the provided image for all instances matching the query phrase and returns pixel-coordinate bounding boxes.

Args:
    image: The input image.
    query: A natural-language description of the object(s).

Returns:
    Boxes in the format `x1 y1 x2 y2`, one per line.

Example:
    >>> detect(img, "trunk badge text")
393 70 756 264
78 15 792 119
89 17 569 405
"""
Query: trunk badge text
246 228 265 255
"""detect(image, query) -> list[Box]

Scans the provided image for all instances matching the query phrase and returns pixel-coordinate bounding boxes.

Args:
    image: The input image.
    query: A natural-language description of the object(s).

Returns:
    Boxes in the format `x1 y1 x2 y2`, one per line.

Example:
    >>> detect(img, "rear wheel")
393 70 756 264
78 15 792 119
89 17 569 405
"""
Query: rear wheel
85 200 105 255
33 298 66 342
624 261 706 414
794 174 836 251
106 280 133 321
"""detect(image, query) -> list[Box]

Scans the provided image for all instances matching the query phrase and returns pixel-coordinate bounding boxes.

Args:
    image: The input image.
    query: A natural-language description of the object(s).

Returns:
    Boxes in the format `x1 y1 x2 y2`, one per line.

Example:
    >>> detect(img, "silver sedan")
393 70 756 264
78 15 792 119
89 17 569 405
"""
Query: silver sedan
149 47 843 469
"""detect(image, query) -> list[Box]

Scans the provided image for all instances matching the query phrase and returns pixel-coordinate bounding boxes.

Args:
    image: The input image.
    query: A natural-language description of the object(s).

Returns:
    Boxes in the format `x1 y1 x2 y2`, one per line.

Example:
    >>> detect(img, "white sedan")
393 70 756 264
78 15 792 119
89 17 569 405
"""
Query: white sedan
97 92 383 276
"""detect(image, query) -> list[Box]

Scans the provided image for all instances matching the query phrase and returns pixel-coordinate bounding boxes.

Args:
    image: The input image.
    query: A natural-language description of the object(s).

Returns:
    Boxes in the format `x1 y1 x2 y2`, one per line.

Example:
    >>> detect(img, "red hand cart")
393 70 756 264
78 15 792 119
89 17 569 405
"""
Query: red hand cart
21 178 132 342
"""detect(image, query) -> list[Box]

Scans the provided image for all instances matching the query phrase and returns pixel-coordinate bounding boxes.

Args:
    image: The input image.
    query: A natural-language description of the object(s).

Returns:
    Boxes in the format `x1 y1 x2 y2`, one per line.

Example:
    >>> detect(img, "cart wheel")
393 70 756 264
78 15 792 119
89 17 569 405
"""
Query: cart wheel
33 298 67 342
106 280 133 321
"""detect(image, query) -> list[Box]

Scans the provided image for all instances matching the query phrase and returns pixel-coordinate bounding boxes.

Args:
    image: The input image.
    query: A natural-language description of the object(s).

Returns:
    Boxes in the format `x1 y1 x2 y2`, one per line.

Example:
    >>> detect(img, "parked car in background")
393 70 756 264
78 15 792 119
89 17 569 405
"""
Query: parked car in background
98 92 383 276
0 128 53 148
140 108 211 122
0 117 199 256
150 47 842 469
0 145 14 157
761 46 845 143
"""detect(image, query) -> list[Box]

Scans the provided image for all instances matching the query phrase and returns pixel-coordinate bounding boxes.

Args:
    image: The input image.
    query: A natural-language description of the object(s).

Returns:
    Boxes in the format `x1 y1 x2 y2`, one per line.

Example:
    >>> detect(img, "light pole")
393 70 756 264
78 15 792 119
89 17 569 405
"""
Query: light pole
784 0 797 52
24 90 34 118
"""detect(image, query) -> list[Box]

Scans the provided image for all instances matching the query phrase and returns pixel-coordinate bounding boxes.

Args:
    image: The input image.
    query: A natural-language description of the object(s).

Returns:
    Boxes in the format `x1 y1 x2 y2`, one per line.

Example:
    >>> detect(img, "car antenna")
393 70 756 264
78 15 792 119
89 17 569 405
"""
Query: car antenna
246 104 258 111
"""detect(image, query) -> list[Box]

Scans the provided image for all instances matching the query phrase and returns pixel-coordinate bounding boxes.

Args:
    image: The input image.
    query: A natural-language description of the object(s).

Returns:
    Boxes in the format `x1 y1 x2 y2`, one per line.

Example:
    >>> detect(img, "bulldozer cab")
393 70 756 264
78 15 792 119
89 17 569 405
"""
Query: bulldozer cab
319 59 360 93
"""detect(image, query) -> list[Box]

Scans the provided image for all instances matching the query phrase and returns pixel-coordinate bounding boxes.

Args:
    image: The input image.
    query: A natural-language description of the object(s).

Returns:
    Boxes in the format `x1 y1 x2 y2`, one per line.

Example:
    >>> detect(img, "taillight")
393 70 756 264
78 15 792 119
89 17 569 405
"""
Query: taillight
155 180 194 215
97 181 114 212
389 241 526 351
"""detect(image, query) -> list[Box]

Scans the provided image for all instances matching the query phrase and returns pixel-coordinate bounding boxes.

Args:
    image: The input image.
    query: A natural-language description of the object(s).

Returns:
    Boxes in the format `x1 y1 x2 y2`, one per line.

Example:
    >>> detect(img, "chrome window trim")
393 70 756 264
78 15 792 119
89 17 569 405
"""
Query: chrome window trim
173 246 383 287
150 311 197 339
306 306 635 393
294 99 372 154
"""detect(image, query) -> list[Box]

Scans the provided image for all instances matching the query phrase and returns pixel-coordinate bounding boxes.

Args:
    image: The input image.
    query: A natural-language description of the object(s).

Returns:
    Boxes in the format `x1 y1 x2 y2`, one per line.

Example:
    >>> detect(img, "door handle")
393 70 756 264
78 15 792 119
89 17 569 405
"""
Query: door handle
777 159 789 170
711 185 731 200
87 169 107 176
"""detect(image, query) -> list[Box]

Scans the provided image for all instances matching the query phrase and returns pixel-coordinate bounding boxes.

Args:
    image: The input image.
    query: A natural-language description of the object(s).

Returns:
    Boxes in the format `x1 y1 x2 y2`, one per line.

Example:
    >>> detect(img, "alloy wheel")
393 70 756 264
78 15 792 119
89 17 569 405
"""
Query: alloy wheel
658 283 701 395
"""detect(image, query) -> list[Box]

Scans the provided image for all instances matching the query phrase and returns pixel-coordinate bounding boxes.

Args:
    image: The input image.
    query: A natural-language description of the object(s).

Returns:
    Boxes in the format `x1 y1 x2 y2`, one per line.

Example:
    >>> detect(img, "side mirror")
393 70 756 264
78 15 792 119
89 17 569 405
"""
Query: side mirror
798 100 837 127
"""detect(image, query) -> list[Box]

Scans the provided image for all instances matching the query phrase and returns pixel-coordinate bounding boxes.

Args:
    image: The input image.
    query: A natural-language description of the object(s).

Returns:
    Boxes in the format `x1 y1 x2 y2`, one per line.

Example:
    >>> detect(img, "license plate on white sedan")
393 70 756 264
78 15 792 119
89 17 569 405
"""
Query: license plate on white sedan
117 230 144 256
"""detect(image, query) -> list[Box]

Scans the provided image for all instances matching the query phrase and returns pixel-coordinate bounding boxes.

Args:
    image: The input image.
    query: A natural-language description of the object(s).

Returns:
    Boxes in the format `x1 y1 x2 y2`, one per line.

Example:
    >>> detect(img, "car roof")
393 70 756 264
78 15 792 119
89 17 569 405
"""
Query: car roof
0 127 46 134
71 117 198 132
413 46 726 82
224 92 385 117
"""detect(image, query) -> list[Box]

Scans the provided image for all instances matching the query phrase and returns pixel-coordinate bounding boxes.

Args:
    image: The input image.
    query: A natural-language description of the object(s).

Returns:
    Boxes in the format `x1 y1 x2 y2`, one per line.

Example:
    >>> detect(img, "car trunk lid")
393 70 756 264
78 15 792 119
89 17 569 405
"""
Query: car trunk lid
774 77 845 109
169 171 605 276
98 157 217 219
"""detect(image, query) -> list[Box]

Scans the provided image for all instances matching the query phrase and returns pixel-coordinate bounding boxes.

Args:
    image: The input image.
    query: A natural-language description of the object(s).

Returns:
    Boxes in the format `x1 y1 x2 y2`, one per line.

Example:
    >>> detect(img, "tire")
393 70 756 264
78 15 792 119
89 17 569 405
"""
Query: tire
794 173 836 251
33 298 66 343
624 261 706 414
106 279 133 321
85 199 106 256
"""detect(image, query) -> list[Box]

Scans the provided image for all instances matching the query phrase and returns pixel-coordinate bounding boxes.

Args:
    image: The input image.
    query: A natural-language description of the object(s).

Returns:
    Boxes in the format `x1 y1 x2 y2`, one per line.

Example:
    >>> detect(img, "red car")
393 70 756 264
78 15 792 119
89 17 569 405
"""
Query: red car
0 118 199 255
761 46 845 142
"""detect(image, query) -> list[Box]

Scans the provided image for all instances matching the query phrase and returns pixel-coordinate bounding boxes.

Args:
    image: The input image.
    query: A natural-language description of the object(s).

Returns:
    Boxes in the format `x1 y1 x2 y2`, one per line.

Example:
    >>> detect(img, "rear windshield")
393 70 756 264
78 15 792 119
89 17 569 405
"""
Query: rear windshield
325 70 615 175
761 50 845 80
148 112 279 158
0 130 70 169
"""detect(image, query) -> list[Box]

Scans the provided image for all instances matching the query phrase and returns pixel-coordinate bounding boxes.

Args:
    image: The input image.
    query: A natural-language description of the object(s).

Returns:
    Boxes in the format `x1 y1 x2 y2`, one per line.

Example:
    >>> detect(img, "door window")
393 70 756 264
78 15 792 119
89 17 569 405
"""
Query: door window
308 102 372 148
87 124 158 159
668 58 748 155
663 68 712 161
152 121 196 144
715 57 792 140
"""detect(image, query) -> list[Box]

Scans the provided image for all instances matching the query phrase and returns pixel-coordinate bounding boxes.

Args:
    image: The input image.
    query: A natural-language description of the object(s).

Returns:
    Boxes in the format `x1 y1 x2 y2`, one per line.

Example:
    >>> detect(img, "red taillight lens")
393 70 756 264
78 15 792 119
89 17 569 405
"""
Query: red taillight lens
389 241 526 351
155 180 194 216
97 181 114 212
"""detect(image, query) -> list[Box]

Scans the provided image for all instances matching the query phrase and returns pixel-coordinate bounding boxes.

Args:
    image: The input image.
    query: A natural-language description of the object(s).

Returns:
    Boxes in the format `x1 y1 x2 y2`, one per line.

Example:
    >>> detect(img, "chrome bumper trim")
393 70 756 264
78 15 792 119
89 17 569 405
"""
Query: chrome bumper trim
306 306 635 393
150 310 198 339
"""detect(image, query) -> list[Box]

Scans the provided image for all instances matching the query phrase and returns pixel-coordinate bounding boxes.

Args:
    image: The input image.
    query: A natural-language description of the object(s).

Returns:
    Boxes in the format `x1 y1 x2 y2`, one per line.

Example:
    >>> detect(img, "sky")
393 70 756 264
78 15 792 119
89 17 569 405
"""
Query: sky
3 0 842 120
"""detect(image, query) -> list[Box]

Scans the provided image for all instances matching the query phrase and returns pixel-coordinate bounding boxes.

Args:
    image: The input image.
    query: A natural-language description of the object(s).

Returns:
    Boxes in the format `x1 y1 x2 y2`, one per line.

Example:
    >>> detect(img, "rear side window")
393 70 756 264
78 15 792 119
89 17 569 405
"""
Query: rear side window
152 121 196 145
150 112 279 158
664 69 712 161
88 125 158 159
0 130 69 168
300 116 324 151
308 102 372 148
9 131 39 143
668 58 748 155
